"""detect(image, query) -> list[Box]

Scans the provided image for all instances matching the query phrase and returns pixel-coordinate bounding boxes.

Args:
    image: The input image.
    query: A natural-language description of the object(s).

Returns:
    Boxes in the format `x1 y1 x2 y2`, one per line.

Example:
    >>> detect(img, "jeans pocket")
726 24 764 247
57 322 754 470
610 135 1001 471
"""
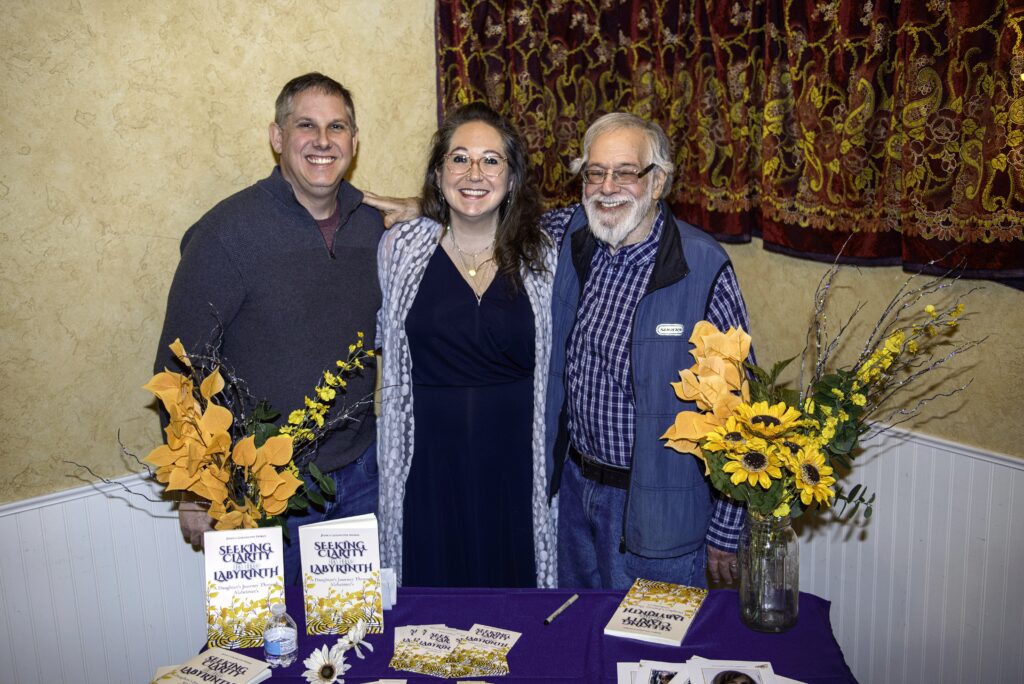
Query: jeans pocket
360 442 379 478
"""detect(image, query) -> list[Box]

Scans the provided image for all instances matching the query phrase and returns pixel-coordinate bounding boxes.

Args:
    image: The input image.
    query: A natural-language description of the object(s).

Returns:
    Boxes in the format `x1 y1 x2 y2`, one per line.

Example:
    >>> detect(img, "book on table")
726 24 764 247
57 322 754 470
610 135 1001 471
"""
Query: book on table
603 577 708 647
151 647 271 684
299 512 383 635
203 526 284 648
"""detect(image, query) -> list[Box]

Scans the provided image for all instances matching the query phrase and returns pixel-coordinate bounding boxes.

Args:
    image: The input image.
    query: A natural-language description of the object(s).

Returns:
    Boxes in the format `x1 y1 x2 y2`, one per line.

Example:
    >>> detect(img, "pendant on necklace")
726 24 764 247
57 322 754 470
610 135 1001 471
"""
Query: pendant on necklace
468 268 477 277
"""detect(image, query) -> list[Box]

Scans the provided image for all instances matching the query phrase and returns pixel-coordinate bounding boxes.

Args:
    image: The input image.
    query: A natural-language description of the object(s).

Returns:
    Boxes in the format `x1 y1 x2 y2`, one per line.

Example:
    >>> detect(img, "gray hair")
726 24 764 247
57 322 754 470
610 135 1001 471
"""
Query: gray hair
569 112 675 198
274 72 357 131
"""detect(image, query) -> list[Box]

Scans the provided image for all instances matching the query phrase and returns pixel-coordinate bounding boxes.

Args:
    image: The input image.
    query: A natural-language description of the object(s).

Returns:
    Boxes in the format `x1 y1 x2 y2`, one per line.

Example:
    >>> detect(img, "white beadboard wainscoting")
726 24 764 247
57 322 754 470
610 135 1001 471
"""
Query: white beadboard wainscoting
1 430 1022 683
797 429 1024 683
0 474 205 684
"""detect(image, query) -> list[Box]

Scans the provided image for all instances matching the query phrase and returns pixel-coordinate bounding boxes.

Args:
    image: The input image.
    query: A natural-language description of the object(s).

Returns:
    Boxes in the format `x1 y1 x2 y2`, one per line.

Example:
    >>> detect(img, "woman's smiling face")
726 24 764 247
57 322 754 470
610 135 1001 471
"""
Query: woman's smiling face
436 121 510 228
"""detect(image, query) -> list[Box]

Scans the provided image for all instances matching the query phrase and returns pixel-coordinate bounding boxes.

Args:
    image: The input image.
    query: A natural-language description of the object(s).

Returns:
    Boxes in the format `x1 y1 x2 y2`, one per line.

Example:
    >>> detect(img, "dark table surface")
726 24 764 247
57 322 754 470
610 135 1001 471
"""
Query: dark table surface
231 586 857 682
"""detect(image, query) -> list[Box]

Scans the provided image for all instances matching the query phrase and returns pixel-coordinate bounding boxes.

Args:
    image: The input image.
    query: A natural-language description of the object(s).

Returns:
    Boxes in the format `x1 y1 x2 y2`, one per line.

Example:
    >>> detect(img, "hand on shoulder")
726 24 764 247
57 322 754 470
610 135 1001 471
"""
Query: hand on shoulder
362 191 422 229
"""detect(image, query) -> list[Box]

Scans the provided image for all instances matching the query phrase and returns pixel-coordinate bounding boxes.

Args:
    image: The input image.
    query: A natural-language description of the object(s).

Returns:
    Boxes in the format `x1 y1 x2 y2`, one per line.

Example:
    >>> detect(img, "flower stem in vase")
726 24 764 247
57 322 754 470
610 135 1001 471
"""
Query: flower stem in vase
737 512 799 632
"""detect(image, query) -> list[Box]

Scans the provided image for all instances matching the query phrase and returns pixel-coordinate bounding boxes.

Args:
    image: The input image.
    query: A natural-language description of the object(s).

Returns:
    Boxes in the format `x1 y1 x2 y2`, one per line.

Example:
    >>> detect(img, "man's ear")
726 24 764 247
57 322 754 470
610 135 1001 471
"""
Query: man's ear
651 168 668 199
269 122 284 155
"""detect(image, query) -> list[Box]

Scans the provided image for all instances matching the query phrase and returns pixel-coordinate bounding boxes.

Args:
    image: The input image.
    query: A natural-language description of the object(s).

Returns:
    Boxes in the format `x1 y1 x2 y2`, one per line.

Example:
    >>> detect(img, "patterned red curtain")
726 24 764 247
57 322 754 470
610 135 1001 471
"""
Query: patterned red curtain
436 0 1024 285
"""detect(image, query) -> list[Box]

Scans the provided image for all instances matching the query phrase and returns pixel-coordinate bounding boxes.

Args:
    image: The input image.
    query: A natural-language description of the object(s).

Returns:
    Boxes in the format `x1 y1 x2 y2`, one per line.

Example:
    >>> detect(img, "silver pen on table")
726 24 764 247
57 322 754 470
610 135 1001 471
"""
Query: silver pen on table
543 593 579 625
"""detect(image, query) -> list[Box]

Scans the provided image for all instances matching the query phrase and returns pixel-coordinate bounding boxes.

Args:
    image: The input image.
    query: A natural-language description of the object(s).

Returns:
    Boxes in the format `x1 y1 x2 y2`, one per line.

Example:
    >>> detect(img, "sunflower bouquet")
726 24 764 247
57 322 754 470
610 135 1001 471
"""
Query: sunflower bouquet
662 269 980 520
142 333 373 531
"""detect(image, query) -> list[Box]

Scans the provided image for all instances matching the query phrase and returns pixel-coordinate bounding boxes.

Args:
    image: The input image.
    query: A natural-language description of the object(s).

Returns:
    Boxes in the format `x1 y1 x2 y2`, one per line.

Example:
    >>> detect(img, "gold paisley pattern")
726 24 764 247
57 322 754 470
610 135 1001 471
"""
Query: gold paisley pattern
437 0 1023 280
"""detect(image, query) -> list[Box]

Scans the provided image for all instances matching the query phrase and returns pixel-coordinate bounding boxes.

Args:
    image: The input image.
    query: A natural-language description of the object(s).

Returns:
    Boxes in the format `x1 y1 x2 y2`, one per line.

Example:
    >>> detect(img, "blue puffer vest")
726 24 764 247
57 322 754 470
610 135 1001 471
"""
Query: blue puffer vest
545 202 731 558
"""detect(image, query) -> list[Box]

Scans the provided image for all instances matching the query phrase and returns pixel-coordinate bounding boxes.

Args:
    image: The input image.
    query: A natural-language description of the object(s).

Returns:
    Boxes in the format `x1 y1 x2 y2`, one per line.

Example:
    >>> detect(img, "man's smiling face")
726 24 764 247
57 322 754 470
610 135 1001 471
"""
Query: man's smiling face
581 126 666 250
269 89 358 217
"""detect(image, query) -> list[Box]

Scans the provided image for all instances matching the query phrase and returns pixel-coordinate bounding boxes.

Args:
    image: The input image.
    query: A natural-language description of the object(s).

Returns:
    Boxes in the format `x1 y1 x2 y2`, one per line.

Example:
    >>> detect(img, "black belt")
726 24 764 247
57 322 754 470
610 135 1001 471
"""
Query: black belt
568 446 630 489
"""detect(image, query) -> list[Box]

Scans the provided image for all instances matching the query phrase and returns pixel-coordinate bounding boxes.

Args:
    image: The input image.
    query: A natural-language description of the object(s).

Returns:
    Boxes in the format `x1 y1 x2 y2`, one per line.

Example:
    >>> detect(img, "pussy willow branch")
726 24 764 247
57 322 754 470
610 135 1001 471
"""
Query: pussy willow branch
805 253 845 388
865 336 986 414
62 460 167 502
856 273 955 367
865 380 974 438
63 432 164 502
808 301 865 393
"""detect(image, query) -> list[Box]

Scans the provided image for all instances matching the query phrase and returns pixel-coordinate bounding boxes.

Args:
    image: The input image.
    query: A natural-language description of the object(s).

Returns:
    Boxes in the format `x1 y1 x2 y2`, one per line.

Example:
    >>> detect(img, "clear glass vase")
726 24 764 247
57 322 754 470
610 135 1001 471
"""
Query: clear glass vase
737 511 799 632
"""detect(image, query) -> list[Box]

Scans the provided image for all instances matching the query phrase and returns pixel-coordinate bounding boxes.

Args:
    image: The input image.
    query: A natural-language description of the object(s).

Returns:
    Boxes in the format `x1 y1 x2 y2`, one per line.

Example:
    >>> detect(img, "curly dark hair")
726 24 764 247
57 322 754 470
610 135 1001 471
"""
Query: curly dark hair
419 103 548 288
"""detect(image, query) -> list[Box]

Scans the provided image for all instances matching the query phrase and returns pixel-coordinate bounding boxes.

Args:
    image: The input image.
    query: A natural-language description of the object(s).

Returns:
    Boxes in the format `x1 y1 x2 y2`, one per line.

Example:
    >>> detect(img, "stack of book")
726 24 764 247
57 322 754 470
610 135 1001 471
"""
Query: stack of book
603 577 709 647
202 527 285 648
299 513 384 635
390 623 521 678
151 648 270 684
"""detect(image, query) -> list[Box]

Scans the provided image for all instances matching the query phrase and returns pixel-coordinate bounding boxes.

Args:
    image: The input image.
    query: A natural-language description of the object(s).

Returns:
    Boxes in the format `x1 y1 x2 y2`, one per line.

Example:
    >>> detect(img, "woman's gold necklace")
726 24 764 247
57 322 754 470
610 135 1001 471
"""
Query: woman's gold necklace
447 225 494 278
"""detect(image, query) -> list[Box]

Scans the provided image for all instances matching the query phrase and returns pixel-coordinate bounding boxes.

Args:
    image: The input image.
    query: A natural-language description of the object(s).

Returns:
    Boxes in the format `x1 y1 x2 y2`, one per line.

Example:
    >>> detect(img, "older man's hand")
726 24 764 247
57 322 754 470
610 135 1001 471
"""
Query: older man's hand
707 545 739 584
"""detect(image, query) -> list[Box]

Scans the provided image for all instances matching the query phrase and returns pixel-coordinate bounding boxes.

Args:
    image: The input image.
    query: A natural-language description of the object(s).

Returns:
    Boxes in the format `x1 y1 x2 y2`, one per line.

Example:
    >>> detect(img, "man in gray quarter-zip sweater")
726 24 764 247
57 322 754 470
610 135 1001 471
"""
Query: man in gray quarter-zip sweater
154 73 383 585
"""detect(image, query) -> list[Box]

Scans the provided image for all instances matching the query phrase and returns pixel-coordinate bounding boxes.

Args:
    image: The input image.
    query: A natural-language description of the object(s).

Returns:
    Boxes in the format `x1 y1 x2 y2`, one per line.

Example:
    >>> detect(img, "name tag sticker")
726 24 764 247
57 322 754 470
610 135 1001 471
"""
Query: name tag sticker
656 323 685 337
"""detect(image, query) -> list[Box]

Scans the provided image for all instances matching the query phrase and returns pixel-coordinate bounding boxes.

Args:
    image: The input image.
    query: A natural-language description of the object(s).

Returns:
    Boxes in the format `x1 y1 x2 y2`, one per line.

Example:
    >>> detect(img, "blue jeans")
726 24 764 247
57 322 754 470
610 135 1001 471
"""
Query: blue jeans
282 441 379 585
557 458 707 590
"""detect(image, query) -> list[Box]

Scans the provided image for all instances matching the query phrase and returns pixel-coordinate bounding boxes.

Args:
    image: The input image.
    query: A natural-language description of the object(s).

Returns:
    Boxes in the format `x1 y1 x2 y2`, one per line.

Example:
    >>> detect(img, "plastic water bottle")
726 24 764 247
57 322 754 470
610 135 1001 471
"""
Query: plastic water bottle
263 601 298 667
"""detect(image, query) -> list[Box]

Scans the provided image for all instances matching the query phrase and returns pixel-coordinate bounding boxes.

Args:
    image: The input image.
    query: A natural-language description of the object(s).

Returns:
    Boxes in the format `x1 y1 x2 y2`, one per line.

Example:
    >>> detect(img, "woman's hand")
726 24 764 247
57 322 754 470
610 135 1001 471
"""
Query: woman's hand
362 191 422 228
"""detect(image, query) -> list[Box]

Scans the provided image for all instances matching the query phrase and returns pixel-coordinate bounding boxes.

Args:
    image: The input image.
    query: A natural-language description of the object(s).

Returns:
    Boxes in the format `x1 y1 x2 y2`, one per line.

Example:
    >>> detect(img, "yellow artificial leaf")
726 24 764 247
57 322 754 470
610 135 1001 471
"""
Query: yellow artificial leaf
688 320 720 360
263 470 303 515
143 443 182 468
263 496 288 517
662 410 721 444
259 435 294 467
709 388 743 419
671 369 703 402
200 368 225 401
231 436 257 467
203 430 232 458
257 467 285 498
169 339 192 367
702 326 751 364
198 468 230 503
199 403 233 435
166 467 201 492
142 371 194 412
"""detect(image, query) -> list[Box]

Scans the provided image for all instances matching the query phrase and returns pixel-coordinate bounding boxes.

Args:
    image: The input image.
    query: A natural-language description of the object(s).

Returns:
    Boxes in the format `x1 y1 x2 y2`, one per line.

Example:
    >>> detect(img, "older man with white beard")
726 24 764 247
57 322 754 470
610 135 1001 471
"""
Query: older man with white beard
541 112 752 590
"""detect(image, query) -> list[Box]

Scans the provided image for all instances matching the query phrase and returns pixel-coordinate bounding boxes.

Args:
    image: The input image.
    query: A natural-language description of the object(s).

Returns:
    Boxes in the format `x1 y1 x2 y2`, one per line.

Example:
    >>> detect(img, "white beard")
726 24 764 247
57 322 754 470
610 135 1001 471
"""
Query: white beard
583 190 655 249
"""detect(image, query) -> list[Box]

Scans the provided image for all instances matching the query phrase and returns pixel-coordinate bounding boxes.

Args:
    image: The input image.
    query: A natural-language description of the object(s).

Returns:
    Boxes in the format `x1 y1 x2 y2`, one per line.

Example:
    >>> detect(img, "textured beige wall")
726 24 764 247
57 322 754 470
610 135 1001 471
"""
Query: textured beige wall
1 1 1020 507
0 0 437 504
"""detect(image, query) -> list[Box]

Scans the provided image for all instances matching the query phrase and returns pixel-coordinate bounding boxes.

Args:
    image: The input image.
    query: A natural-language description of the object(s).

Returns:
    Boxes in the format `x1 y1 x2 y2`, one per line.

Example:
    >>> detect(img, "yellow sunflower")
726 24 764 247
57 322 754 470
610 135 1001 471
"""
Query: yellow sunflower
721 438 784 489
703 416 749 452
776 433 814 467
735 401 802 438
787 445 837 506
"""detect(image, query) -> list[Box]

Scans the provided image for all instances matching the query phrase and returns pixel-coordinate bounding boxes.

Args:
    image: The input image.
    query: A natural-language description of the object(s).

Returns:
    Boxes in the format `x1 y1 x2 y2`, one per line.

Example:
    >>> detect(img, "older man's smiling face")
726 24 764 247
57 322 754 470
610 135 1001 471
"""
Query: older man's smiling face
582 126 665 250
269 89 358 218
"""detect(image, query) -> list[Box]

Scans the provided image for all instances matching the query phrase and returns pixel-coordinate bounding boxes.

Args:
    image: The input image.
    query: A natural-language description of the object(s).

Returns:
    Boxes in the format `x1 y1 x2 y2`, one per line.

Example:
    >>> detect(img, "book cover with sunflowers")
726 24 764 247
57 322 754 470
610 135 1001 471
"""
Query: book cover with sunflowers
203 526 284 649
603 577 708 647
299 513 383 636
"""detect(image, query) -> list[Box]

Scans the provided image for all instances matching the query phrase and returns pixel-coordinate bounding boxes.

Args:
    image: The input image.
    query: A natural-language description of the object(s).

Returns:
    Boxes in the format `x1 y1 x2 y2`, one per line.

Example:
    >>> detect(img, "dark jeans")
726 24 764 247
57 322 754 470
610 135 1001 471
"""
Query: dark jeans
557 457 707 590
282 441 379 585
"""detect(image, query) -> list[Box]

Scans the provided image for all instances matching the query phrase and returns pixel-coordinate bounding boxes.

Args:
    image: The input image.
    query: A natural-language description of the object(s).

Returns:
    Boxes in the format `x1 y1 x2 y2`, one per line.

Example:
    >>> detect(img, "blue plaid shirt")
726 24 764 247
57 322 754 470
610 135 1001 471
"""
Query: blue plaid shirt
542 205 750 551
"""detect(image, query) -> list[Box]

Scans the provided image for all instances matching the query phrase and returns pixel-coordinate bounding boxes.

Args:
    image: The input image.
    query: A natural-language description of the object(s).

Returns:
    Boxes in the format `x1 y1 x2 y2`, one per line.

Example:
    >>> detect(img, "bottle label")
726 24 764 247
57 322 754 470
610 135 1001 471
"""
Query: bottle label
264 626 297 656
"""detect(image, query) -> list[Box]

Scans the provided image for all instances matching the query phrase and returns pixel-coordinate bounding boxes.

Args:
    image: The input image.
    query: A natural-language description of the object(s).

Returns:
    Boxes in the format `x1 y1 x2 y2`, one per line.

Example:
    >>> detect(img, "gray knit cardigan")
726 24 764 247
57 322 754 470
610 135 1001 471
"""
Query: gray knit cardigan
376 217 558 587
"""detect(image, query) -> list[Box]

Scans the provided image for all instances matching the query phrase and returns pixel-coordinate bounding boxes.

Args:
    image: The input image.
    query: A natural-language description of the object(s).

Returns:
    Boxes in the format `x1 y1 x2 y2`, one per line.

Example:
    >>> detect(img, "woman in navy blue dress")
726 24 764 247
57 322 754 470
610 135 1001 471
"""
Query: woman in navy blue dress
376 104 557 587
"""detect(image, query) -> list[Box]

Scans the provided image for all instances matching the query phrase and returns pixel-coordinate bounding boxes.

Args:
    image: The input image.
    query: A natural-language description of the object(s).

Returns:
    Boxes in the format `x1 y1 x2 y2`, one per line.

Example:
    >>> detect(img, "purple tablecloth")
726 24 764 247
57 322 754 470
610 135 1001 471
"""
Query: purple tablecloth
231 587 857 682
